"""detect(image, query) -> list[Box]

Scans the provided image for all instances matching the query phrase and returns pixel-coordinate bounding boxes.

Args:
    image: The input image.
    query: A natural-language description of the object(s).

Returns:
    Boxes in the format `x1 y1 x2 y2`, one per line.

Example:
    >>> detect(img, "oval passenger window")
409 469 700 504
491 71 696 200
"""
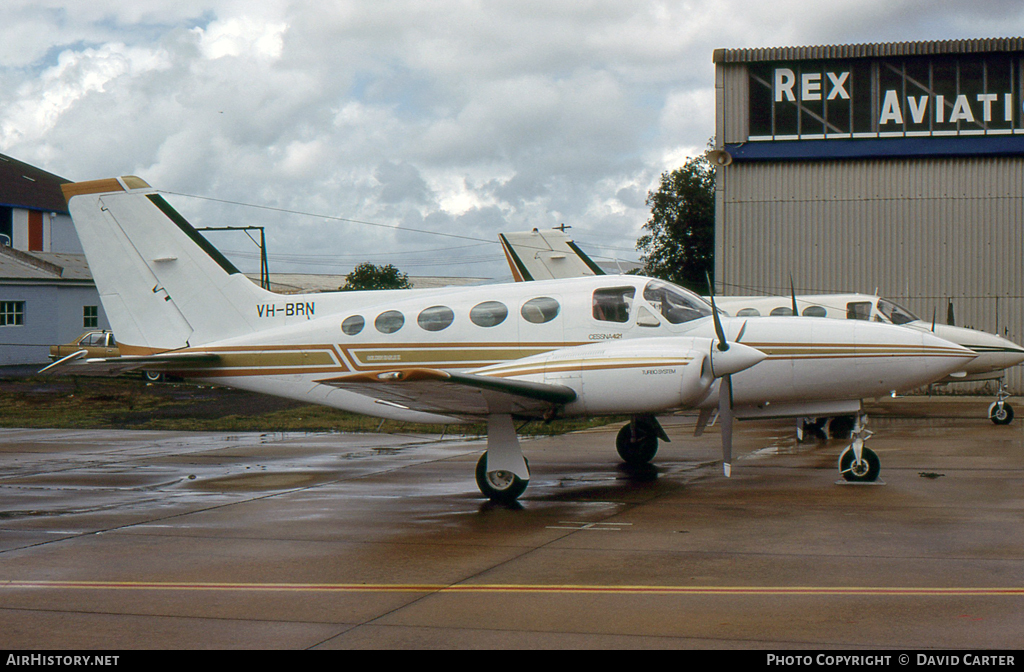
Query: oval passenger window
342 315 365 335
470 301 508 327
375 310 405 334
521 297 560 324
418 305 455 332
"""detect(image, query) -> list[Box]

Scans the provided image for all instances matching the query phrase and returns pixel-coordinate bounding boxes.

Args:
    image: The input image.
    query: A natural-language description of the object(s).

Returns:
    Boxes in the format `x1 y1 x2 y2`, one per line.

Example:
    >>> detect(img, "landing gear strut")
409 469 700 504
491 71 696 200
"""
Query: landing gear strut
989 380 1014 425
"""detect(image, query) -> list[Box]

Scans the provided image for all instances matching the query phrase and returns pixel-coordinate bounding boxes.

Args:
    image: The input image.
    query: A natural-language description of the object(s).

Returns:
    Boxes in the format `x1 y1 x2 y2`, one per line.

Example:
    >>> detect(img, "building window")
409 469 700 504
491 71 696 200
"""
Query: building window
0 301 24 326
83 305 99 328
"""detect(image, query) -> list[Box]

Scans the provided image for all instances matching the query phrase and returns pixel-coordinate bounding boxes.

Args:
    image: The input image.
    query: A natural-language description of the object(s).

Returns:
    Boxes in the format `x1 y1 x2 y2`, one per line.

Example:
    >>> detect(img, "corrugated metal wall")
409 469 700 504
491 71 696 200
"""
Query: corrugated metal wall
717 157 1024 392
715 55 1024 393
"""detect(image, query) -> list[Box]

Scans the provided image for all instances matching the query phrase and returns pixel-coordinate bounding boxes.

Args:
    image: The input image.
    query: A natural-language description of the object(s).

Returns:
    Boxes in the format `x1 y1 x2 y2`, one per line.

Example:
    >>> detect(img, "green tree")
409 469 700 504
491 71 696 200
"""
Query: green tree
635 153 714 293
340 262 413 291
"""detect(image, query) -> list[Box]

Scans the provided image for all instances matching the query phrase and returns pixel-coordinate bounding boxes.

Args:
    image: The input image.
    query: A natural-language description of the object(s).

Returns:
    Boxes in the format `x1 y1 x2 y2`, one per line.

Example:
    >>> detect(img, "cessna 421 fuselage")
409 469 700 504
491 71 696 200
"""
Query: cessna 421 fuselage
46 177 975 501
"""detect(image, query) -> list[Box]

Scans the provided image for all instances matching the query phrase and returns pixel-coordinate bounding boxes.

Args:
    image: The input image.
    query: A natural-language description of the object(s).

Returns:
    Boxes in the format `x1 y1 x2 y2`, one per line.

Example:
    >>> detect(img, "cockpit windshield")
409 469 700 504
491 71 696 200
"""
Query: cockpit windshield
877 298 920 325
642 280 712 324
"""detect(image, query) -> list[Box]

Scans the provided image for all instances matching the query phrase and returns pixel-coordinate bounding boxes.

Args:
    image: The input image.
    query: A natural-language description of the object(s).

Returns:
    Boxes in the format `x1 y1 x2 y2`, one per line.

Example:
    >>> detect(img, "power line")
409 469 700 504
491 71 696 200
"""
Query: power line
159 190 497 244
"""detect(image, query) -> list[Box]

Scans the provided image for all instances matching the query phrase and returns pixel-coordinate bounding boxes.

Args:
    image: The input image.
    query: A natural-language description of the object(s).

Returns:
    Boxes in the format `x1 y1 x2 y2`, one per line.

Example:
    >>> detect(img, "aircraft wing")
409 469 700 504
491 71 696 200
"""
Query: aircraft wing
316 368 577 417
39 350 221 376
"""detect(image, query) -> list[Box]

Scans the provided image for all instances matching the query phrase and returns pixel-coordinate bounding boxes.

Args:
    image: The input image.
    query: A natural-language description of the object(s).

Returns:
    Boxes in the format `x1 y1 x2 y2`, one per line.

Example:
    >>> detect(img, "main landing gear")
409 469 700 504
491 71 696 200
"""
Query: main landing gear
615 414 668 466
475 414 531 503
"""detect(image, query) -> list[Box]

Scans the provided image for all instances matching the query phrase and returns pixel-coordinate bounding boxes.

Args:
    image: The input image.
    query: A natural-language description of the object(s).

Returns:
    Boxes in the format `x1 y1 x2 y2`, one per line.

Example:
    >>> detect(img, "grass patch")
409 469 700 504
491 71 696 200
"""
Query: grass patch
0 374 620 436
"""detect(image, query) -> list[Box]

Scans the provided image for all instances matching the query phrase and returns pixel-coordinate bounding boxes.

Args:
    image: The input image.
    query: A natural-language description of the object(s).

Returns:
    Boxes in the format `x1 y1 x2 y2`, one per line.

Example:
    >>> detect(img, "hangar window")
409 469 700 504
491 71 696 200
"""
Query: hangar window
847 302 872 321
374 310 405 334
642 280 710 324
417 305 455 332
593 287 634 323
769 307 794 316
342 315 365 335
83 305 99 328
802 306 828 318
470 301 508 327
0 301 23 326
521 297 560 324
736 308 760 316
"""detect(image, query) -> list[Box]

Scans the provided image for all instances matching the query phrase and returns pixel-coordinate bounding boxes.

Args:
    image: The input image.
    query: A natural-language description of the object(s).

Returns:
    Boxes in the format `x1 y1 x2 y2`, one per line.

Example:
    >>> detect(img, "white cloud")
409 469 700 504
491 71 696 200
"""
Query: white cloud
2 1 1024 276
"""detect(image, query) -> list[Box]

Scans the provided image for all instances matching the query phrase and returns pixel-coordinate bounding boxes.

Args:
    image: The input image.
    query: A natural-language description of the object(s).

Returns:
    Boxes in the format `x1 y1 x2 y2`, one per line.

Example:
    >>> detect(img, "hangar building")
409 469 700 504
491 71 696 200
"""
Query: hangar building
712 37 1024 392
0 154 109 366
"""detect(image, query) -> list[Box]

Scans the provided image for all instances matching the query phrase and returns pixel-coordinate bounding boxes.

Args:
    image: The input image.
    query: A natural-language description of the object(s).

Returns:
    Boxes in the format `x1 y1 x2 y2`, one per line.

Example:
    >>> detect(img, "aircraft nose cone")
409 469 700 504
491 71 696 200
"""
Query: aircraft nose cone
711 341 767 377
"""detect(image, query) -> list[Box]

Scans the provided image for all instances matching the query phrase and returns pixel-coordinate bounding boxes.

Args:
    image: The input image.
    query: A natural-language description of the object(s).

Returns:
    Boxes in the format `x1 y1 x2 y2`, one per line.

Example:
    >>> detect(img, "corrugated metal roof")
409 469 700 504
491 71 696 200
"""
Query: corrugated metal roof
713 37 1024 64
0 153 71 213
0 246 93 281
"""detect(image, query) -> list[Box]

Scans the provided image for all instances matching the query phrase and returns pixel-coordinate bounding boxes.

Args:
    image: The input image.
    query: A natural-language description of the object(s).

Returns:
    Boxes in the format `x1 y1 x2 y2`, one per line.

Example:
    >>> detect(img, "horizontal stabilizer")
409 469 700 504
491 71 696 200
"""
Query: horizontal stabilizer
39 351 221 377
316 368 577 416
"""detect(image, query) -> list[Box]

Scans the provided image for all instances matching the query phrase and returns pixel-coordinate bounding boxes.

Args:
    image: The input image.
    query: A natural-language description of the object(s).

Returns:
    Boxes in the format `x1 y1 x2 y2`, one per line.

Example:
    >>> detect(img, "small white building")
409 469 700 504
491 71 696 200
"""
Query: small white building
0 153 109 366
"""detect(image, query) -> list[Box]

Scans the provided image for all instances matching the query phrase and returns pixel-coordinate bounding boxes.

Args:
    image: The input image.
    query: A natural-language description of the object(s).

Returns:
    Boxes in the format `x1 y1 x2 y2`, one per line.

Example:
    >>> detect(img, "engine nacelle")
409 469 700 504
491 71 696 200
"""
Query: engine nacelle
531 337 716 416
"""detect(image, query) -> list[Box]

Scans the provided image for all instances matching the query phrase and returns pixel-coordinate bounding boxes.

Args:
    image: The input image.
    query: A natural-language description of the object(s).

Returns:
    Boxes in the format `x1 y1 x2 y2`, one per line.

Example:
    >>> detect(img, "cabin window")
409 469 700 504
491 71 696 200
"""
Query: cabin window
418 305 455 332
802 306 827 317
769 306 794 316
847 301 872 321
342 315 365 335
470 301 508 327
593 287 634 323
642 280 710 324
0 301 24 326
736 307 760 316
374 310 405 334
521 297 560 324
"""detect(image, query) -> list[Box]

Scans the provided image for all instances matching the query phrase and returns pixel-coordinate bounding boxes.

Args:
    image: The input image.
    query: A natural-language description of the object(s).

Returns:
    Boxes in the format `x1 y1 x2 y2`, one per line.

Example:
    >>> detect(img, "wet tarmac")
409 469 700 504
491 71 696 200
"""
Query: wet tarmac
0 397 1022 649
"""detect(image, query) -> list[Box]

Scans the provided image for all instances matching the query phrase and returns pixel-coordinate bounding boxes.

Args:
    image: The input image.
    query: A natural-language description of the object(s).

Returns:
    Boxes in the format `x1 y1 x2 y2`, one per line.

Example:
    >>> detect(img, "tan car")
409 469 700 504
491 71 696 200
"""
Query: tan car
49 330 166 381
50 330 119 360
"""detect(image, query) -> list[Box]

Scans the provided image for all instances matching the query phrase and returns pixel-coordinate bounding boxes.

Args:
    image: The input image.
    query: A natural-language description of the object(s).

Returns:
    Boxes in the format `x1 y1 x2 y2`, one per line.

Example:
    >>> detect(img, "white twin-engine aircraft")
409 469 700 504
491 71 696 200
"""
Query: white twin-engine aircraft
45 177 975 502
500 229 1024 426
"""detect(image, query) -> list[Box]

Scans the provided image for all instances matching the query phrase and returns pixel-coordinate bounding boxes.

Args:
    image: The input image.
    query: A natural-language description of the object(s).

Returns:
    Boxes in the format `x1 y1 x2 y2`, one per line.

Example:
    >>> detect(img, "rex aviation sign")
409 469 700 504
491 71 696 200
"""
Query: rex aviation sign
739 52 1024 159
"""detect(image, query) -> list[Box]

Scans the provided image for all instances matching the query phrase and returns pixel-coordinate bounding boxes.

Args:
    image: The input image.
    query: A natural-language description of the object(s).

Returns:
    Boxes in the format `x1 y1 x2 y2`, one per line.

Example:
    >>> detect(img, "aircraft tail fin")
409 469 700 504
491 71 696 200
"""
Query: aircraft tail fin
63 177 271 353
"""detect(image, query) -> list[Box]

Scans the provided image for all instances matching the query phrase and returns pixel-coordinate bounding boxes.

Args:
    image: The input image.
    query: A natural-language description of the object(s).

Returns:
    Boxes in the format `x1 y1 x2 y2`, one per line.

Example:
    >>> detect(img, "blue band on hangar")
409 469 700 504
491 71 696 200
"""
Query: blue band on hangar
725 135 1024 161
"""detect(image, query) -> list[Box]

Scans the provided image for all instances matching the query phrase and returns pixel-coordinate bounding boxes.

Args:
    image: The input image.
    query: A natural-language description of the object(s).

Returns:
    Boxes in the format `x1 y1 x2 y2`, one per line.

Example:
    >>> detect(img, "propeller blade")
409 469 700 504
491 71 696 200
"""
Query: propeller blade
706 272 728 351
720 374 734 477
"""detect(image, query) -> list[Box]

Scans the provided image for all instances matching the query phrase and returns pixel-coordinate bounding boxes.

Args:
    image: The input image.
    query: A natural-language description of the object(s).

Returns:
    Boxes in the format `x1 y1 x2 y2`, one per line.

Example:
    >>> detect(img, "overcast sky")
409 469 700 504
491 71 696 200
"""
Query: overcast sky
3 1 1024 279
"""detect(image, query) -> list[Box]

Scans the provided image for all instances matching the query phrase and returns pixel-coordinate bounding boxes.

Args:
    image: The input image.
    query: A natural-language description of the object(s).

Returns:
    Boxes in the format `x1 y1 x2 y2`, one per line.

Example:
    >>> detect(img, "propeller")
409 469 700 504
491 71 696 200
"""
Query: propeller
705 274 765 477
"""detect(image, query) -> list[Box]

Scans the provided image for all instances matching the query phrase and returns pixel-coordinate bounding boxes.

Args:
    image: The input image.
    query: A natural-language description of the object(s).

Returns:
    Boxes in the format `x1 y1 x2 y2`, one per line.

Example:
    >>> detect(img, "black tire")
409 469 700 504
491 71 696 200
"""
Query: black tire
615 422 659 465
475 453 529 503
838 446 880 482
144 371 164 383
990 402 1014 425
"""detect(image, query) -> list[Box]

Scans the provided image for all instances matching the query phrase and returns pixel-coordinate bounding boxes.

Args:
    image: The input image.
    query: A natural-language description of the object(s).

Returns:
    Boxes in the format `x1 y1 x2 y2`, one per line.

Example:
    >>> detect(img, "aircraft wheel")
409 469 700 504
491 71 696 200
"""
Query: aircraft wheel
838 446 880 482
616 422 659 465
989 402 1014 425
144 371 164 383
475 453 529 503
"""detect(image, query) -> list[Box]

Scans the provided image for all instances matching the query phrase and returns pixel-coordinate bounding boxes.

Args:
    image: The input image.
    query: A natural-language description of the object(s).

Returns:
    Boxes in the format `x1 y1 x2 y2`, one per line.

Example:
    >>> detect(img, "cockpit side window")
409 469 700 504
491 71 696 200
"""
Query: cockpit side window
642 280 711 324
593 287 635 323
877 298 919 325
847 301 872 321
